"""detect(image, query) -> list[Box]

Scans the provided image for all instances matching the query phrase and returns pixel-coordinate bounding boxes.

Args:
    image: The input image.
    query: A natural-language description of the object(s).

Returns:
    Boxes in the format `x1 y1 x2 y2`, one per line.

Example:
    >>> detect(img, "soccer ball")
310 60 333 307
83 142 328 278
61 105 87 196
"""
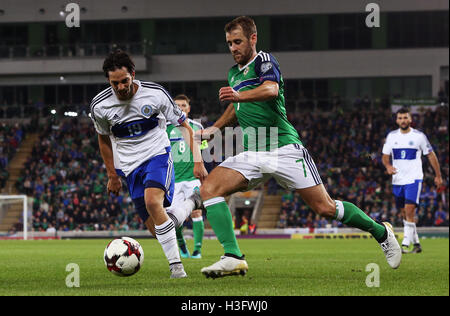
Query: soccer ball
104 237 144 277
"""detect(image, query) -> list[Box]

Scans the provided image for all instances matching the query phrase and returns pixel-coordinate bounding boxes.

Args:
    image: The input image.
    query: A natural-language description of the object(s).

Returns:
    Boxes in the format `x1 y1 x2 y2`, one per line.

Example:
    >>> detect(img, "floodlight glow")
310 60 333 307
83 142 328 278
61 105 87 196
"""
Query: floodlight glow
64 111 78 117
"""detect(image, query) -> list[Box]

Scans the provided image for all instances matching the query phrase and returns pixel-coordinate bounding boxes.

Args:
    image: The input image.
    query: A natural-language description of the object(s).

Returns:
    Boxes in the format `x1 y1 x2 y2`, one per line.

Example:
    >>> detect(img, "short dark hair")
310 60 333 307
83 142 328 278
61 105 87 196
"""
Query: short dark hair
224 16 257 39
396 107 410 115
102 49 135 78
173 94 191 104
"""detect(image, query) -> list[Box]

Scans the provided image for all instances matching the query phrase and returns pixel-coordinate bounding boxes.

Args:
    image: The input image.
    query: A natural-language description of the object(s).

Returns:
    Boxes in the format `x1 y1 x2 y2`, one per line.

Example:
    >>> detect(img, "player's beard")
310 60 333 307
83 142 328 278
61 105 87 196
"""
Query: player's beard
116 85 134 101
234 44 253 67
399 123 410 131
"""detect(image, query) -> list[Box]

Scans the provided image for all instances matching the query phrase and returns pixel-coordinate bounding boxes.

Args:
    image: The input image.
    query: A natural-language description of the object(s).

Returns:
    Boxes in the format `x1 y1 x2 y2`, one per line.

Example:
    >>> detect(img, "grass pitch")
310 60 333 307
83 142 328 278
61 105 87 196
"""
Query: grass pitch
0 238 448 296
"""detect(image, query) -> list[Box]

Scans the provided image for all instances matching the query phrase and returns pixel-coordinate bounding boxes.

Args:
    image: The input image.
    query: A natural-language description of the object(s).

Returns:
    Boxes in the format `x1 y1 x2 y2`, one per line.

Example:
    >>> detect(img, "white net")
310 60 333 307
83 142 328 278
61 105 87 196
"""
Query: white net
0 195 31 239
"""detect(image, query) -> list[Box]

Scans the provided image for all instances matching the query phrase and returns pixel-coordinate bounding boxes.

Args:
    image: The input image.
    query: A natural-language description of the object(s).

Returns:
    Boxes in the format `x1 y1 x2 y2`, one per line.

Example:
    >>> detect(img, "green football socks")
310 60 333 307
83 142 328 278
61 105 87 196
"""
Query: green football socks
335 200 387 242
175 226 188 253
192 217 204 253
175 217 204 255
203 197 243 257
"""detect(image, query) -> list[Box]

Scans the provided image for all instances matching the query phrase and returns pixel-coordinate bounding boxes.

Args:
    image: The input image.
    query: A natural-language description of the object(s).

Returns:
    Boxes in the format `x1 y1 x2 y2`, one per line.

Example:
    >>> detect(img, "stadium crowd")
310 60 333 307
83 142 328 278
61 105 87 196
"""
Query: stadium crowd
275 106 449 229
5 103 449 233
0 123 28 189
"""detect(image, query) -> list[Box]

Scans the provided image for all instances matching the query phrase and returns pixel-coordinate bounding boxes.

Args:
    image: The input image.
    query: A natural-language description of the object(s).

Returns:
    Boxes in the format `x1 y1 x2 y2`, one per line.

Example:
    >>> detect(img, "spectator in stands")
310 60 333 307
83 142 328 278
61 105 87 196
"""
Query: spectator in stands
239 216 249 235
421 211 435 227
277 210 287 228
267 178 281 195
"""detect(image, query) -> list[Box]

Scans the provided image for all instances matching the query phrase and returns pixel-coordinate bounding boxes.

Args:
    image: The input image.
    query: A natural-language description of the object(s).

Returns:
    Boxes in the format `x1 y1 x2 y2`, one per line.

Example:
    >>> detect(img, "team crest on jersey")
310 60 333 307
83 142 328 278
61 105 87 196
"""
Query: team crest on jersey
243 67 249 76
409 141 414 146
141 104 153 117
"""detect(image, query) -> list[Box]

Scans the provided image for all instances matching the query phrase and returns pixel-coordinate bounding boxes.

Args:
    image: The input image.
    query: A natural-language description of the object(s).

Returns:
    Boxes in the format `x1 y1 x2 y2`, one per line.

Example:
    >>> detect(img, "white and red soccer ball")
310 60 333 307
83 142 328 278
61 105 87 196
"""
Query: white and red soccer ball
104 237 144 277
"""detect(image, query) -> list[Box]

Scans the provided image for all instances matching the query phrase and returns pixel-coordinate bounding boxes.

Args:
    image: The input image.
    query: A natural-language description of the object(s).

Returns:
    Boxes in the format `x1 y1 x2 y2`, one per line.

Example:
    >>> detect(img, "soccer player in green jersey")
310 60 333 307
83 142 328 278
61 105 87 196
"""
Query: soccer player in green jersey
179 16 401 278
166 95 205 259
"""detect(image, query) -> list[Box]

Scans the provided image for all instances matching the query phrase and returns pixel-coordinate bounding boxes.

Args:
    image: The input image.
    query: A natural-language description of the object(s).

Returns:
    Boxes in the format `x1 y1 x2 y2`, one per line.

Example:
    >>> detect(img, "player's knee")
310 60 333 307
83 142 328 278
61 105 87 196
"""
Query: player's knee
404 204 416 220
199 181 220 201
191 209 202 218
314 201 336 218
145 198 163 214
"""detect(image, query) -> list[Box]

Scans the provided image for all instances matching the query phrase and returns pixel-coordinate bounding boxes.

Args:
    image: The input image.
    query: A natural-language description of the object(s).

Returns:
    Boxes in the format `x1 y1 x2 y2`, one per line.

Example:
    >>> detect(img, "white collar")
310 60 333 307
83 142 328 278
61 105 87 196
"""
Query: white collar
238 51 261 71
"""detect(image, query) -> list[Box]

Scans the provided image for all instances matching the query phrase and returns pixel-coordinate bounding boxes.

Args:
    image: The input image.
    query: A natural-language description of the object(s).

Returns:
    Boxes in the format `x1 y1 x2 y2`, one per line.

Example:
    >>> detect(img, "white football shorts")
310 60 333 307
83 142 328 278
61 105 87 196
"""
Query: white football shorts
170 179 202 208
219 143 322 190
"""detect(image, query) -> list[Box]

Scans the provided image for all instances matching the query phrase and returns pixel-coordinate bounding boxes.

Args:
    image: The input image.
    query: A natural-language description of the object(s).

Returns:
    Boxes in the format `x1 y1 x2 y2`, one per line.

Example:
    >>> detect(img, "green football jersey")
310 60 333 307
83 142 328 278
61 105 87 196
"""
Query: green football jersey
228 51 302 151
167 118 205 183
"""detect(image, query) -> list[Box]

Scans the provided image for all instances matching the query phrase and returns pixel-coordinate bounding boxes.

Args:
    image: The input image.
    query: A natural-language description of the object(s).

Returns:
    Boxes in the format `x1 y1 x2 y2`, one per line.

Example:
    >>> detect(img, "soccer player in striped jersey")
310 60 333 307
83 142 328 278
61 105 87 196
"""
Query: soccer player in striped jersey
185 16 402 278
90 49 208 278
166 94 206 259
382 107 443 253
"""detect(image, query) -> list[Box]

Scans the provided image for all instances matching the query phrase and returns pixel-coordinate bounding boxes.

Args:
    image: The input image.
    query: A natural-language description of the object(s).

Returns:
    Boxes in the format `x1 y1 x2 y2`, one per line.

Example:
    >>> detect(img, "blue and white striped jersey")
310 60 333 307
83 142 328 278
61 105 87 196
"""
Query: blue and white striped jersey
90 80 185 176
382 128 433 185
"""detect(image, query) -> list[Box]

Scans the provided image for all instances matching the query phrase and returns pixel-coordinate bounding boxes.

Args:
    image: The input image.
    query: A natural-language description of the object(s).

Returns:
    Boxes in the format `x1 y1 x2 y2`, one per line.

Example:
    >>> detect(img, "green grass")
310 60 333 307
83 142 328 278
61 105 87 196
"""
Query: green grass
0 238 448 296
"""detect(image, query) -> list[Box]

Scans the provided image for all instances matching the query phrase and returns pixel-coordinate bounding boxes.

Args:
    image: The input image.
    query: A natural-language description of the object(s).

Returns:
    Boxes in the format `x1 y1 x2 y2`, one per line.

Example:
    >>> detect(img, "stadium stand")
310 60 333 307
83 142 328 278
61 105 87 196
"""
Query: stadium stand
0 123 28 190
275 105 449 229
5 102 448 233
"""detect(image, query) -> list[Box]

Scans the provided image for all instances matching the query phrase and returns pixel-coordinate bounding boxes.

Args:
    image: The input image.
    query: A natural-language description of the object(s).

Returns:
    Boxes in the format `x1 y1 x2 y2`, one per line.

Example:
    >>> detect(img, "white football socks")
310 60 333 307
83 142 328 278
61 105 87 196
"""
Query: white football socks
155 219 181 265
402 220 416 248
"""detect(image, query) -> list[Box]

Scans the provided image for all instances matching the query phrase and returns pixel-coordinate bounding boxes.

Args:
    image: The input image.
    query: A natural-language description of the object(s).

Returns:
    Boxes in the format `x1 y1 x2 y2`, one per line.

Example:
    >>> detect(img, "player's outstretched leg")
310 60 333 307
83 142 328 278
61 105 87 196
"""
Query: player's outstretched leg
297 185 402 269
336 201 401 269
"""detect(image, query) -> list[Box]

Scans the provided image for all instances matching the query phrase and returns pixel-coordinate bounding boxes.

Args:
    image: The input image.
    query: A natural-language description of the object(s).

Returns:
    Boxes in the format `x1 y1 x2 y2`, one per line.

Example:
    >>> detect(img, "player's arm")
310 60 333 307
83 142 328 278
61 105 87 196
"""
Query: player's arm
97 134 122 195
219 81 279 103
213 102 237 130
426 151 443 187
178 120 208 183
381 133 397 175
382 154 397 175
198 103 237 143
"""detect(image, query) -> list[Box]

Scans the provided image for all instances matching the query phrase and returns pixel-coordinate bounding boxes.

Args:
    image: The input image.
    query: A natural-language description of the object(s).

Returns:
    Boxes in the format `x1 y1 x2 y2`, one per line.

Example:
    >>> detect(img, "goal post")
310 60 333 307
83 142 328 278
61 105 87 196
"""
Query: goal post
0 195 29 240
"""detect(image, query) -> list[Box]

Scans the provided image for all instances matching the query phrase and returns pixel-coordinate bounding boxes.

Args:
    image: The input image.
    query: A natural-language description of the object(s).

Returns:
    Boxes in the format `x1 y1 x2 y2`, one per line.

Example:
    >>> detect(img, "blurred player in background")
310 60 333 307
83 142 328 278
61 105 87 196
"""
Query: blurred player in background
90 49 207 278
382 107 443 254
181 16 402 278
166 94 206 259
